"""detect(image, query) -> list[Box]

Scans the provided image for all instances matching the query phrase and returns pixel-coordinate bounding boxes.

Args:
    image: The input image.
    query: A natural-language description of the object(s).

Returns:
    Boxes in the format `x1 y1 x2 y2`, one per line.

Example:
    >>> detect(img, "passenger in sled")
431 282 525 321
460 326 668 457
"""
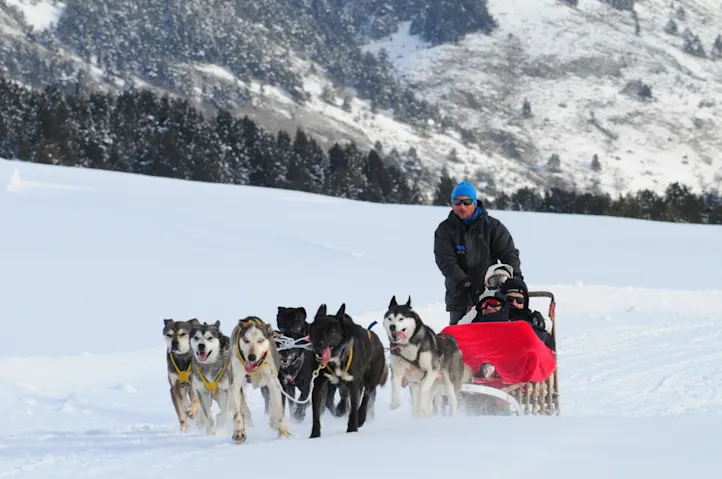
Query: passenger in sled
454 277 556 381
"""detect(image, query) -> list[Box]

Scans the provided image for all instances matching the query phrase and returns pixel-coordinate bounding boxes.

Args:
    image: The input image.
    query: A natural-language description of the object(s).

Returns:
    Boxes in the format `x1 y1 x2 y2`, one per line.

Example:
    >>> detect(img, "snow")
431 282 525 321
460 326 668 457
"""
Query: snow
3 0 64 31
2 157 722 477
355 0 722 196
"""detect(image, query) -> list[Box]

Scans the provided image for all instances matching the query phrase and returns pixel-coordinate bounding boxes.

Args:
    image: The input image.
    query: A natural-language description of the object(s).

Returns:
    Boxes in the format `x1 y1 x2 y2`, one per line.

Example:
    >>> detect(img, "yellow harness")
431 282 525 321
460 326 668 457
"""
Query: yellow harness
194 361 228 392
169 352 191 383
324 330 371 377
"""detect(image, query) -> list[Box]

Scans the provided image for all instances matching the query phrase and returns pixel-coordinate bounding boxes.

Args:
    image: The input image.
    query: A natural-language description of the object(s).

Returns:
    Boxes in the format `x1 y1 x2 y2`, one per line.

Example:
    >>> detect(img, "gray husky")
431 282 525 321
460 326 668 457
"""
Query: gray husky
163 318 201 432
189 320 234 436
383 296 472 417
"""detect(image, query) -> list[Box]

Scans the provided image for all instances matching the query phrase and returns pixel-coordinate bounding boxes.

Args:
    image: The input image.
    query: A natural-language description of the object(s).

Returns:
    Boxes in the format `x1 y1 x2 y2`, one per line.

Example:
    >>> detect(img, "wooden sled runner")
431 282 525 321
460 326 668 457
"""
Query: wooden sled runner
441 291 560 416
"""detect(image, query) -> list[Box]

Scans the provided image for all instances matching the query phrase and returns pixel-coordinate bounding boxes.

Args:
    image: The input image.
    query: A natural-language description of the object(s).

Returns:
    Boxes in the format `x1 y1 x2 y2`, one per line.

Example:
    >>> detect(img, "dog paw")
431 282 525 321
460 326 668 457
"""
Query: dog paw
390 399 401 410
232 430 246 444
186 401 200 419
205 424 216 436
179 420 189 432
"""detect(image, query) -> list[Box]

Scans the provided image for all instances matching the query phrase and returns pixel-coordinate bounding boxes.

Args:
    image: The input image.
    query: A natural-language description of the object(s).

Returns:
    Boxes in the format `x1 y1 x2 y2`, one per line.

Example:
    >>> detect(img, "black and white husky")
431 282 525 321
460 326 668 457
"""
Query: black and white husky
188 320 233 436
383 296 471 417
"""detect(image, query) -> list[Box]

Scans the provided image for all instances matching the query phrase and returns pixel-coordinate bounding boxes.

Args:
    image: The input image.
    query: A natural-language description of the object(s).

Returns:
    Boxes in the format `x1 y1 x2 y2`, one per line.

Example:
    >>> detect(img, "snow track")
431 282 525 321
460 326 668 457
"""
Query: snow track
2 159 722 477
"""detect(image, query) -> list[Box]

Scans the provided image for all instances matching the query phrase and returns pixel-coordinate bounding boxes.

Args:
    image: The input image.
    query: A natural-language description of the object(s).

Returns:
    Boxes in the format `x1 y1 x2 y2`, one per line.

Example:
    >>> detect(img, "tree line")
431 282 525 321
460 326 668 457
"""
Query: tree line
0 78 422 204
1 76 720 226
433 168 722 225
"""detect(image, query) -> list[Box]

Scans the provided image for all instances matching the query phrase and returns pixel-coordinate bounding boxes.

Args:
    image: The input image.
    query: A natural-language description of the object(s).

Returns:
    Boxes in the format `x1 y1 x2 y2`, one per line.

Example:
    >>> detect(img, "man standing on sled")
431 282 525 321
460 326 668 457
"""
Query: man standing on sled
433 181 523 325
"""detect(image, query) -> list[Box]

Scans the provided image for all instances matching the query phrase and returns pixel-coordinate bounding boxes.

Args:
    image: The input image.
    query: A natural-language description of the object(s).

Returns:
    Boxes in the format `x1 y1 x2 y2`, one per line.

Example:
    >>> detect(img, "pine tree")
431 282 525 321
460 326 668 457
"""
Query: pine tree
433 167 457 205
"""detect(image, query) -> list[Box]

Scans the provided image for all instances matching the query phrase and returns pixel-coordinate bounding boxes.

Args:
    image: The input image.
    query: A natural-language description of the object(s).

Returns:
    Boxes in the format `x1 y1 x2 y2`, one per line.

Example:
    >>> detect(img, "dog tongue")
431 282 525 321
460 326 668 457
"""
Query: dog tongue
244 362 257 373
394 331 407 341
321 348 331 365
198 351 208 361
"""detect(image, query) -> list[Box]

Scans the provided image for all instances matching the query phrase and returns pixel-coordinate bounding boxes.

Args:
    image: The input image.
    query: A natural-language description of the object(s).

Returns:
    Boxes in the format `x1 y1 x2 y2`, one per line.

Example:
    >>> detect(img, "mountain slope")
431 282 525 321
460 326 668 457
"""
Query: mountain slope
1 0 721 200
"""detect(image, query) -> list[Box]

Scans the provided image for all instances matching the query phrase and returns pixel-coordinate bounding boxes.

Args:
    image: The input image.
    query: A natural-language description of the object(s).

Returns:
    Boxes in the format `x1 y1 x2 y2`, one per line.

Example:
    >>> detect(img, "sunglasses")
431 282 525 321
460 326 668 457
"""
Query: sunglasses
452 198 474 206
481 300 502 309
505 295 525 305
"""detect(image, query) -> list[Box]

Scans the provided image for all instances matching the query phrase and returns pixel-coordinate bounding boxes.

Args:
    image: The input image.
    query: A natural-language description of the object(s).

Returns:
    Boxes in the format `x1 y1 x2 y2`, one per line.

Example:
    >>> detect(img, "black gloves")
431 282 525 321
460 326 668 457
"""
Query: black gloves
530 311 546 331
458 277 481 302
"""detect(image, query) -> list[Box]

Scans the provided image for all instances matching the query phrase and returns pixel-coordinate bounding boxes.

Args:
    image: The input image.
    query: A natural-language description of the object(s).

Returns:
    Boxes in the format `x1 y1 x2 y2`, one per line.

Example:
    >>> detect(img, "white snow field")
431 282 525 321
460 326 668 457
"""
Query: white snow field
2 157 722 478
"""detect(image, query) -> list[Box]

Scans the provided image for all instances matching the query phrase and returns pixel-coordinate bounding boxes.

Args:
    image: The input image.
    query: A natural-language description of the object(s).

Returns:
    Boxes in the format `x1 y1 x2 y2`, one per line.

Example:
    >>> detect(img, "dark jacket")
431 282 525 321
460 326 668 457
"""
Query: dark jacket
434 203 522 311
501 279 555 352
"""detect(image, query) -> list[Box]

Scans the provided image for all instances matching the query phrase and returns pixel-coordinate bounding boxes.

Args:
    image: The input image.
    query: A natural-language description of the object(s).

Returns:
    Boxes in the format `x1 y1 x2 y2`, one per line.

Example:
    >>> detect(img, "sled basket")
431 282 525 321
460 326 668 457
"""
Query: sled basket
441 291 560 416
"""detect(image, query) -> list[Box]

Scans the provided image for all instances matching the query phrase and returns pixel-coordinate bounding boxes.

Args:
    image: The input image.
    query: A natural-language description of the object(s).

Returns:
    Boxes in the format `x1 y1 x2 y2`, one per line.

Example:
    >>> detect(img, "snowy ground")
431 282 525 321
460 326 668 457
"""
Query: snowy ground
2 158 722 478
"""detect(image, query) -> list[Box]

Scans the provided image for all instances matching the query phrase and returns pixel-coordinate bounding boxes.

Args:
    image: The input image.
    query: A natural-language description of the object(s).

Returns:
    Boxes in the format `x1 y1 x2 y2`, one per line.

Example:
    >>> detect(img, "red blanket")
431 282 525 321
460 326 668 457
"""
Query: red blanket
441 321 556 384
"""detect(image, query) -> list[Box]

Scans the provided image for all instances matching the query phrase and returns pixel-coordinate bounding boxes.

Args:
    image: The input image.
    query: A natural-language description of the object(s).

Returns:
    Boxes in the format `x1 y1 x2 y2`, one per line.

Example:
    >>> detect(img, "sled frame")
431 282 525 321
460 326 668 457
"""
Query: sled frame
459 291 560 416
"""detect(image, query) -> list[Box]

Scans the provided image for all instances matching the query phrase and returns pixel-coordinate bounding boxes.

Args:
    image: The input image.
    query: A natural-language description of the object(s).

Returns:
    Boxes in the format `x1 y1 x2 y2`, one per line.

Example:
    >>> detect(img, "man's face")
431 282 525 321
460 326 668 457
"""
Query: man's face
505 292 526 309
452 196 476 220
480 298 503 315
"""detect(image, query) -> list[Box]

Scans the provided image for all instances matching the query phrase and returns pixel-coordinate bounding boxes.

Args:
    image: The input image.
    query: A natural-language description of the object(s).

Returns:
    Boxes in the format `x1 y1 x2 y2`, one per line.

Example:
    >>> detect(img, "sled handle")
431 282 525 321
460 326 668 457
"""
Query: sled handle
528 291 556 322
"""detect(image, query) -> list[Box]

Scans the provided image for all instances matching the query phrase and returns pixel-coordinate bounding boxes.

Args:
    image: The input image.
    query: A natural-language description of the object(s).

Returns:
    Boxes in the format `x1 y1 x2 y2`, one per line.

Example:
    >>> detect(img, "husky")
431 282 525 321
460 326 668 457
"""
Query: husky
163 318 201 431
383 296 472 417
276 329 315 422
229 316 289 444
276 306 308 335
277 305 349 418
307 303 388 438
188 320 235 435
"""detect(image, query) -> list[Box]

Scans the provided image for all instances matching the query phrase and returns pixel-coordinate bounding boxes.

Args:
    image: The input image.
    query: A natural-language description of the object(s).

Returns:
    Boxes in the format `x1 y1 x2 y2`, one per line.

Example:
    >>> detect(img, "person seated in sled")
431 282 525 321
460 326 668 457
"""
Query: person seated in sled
472 286 554 379
500 278 555 352
472 291 509 323
475 263 514 303
433 181 523 326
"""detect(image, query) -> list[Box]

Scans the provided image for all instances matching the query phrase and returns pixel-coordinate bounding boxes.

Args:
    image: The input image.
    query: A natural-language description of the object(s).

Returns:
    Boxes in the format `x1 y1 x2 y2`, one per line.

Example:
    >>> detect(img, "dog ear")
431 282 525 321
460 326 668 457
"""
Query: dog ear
405 296 412 308
389 296 397 308
220 334 230 350
297 307 307 320
315 304 327 318
265 323 274 336
163 318 173 326
336 303 346 320
213 320 221 328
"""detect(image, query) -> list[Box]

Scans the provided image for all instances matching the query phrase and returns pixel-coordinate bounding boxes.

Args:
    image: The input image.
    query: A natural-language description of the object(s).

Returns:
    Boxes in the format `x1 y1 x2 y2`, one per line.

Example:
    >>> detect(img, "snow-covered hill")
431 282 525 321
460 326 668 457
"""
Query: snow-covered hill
2 158 722 477
1 0 721 201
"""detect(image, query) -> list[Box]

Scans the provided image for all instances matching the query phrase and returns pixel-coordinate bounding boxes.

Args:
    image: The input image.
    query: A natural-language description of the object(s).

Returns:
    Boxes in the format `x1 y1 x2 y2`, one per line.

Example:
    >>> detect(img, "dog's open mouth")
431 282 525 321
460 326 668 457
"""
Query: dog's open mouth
197 350 210 361
392 331 407 342
320 347 331 366
244 351 267 373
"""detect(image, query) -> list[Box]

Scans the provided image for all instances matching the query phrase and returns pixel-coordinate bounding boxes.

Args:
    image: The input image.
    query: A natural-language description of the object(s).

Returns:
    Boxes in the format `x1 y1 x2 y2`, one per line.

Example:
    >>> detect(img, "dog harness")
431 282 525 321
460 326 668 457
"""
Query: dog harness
169 352 192 383
194 361 228 392
389 330 445 381
323 330 372 378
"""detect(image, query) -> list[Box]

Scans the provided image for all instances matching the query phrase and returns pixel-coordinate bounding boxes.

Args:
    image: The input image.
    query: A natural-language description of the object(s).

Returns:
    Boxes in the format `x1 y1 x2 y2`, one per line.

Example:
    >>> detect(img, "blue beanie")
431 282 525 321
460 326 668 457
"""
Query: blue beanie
450 181 477 201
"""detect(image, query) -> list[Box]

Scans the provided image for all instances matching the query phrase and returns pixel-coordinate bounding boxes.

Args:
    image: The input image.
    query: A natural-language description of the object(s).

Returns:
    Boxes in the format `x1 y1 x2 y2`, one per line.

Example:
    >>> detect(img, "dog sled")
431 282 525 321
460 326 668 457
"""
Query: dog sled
440 291 559 416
